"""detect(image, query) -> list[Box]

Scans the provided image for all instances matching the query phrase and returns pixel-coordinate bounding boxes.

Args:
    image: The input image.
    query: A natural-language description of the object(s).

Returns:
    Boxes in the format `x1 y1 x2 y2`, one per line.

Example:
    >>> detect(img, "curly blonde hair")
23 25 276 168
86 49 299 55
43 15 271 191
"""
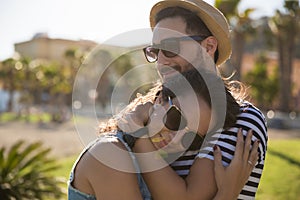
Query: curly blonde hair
98 83 162 134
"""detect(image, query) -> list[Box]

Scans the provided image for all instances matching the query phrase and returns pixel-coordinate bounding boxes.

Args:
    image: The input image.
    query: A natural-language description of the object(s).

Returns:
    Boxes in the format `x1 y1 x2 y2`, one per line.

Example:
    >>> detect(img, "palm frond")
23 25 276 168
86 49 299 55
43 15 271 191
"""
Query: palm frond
0 140 65 199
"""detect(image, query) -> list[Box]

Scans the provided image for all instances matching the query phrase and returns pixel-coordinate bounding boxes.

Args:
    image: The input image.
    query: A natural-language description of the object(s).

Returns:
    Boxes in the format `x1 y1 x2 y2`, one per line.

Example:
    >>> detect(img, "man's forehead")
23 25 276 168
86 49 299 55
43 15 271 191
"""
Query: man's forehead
152 21 188 43
152 29 187 43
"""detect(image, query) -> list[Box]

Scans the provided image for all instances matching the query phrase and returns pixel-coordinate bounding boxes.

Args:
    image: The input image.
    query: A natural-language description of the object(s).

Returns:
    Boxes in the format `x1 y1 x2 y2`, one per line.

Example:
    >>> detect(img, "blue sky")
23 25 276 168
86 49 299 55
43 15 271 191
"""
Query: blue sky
0 0 285 61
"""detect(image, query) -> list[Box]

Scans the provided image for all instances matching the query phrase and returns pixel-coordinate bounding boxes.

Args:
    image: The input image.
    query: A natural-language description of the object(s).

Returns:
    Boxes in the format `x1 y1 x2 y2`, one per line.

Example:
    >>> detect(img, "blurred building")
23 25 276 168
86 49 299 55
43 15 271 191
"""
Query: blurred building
14 33 97 62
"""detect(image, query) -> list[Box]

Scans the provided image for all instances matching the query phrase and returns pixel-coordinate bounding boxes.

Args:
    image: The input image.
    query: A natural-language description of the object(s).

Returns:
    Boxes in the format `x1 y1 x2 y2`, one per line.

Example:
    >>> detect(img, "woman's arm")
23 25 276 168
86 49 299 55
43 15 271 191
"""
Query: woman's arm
133 129 259 200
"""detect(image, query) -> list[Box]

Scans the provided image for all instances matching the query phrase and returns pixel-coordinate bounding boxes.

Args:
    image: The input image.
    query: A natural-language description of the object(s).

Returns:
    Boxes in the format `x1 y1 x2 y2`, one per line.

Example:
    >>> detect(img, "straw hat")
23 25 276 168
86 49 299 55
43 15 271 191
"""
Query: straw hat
150 0 232 66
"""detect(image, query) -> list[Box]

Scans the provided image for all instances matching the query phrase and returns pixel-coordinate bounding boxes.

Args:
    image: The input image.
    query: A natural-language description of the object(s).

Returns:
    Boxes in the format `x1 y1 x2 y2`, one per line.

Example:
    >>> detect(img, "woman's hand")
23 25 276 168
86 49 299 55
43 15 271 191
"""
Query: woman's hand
213 129 259 199
117 102 153 133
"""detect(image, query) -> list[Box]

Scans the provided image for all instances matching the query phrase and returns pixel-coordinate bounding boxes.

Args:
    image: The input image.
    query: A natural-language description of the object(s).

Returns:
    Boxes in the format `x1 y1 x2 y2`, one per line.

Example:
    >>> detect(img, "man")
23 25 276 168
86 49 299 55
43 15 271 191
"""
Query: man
68 1 266 199
125 0 267 199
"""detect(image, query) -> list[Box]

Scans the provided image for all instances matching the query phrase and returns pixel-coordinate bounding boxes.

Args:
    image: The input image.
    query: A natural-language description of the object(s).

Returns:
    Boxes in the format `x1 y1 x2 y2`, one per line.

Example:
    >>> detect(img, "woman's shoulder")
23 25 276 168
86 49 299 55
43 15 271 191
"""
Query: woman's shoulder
89 137 137 173
89 132 128 153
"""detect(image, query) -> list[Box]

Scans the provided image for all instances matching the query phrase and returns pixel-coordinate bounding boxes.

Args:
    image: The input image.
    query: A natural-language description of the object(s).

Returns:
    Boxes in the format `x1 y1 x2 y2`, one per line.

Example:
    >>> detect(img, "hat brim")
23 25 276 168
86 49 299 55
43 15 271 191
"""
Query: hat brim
150 0 231 66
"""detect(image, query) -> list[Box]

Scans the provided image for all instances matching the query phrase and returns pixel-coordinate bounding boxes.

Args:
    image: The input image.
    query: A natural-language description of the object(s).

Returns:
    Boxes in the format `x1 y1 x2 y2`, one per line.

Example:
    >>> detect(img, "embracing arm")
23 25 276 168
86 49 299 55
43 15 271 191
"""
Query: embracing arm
133 129 259 200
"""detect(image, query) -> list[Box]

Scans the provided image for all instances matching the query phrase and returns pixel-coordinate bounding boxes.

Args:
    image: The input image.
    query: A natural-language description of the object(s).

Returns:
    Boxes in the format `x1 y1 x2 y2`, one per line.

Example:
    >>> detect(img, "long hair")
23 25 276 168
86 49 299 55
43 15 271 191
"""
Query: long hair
98 68 246 134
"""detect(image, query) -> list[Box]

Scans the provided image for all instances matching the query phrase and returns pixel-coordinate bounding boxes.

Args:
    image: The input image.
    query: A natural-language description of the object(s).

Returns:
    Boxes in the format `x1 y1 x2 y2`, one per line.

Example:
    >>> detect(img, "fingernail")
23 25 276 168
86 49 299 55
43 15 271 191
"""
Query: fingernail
213 144 218 151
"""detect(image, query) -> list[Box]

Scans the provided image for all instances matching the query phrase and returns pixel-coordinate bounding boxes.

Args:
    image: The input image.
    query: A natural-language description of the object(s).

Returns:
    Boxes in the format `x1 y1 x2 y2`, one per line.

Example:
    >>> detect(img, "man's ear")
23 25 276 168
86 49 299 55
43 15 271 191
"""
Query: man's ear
202 36 218 56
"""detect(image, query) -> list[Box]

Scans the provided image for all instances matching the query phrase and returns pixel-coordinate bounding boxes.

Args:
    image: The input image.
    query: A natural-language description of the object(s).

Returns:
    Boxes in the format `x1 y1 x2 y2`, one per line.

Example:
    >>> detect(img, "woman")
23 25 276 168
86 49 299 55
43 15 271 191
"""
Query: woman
68 69 259 200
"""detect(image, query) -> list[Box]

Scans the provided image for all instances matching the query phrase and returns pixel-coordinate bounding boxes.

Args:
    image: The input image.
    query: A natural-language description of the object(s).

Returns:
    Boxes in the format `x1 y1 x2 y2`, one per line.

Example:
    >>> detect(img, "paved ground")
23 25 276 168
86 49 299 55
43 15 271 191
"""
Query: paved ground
0 121 83 158
0 120 299 158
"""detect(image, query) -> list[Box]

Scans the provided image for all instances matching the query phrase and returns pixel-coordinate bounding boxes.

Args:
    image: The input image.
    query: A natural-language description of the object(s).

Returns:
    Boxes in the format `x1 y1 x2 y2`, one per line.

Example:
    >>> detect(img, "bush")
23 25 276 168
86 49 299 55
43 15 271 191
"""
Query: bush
0 141 65 199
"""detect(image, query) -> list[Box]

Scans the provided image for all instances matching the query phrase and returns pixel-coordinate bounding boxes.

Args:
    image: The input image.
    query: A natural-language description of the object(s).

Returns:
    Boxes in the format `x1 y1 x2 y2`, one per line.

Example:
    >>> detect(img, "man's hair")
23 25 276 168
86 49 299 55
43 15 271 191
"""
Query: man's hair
155 6 219 63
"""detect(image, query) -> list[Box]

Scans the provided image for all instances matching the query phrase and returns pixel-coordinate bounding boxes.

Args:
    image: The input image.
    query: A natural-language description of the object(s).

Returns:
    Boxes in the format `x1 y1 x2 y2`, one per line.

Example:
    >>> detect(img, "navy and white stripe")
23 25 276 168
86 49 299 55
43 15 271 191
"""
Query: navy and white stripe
170 151 199 179
171 102 268 199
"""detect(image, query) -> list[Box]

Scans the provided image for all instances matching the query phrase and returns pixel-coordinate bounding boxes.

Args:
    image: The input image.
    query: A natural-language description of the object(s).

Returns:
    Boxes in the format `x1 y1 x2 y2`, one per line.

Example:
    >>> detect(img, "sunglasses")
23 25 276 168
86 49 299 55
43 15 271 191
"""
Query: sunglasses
163 96 187 131
143 35 208 63
163 96 204 150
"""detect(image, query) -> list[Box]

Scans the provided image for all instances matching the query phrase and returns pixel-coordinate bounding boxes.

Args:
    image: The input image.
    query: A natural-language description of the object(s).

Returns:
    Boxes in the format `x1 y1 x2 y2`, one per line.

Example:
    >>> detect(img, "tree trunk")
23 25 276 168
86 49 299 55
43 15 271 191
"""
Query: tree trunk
7 89 14 112
231 31 245 81
278 32 295 112
7 70 15 112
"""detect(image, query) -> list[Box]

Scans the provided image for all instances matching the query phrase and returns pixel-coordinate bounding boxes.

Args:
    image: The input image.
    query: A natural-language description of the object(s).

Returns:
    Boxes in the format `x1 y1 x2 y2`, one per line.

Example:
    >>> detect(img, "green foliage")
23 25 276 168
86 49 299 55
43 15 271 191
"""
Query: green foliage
0 112 52 123
0 48 86 113
45 155 78 200
52 155 77 178
0 141 65 199
215 0 240 18
215 0 255 31
215 0 256 80
0 58 24 91
284 0 300 14
111 54 134 76
244 53 279 109
269 0 299 111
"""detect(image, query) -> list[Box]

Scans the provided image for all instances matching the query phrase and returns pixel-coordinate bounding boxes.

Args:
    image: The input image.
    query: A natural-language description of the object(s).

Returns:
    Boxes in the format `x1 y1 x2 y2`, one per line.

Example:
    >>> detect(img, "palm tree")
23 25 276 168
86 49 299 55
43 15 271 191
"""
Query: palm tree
64 48 85 106
269 0 300 112
18 57 34 121
0 140 65 199
0 58 23 112
215 0 255 81
38 61 72 122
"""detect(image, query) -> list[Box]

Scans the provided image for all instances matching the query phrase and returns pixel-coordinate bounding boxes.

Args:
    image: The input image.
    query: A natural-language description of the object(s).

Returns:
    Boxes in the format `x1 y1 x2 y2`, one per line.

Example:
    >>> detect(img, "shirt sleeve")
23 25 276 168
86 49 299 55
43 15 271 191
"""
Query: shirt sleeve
197 103 268 168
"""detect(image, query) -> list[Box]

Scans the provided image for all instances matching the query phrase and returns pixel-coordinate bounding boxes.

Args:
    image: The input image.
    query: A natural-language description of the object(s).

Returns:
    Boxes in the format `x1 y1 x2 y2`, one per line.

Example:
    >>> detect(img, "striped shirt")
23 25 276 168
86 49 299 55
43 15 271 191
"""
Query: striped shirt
170 102 268 199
